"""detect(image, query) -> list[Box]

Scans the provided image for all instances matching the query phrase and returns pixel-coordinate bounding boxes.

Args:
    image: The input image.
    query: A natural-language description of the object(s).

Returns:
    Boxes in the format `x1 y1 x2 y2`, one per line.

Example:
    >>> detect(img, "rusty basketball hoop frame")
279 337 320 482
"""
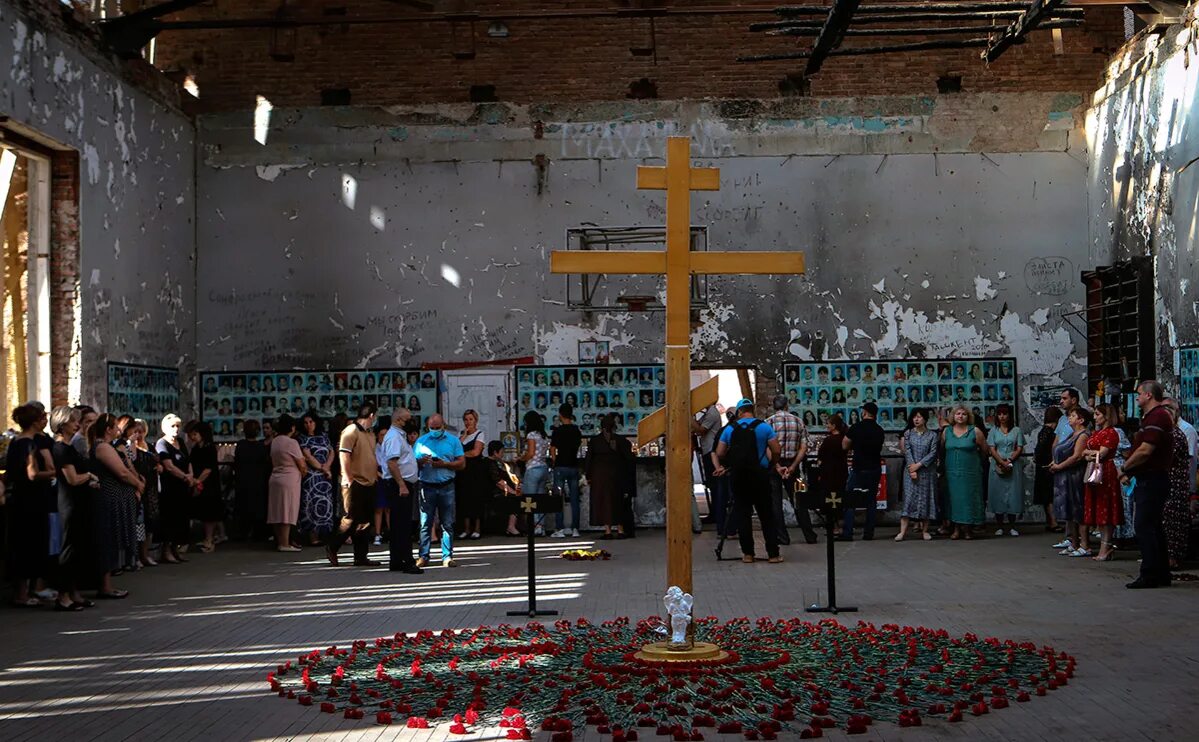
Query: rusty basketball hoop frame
564 225 709 313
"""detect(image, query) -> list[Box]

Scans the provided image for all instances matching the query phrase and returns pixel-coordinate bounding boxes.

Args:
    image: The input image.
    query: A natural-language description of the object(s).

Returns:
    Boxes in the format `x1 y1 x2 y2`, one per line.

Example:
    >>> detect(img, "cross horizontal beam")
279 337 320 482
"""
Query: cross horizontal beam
550 251 806 276
637 166 720 191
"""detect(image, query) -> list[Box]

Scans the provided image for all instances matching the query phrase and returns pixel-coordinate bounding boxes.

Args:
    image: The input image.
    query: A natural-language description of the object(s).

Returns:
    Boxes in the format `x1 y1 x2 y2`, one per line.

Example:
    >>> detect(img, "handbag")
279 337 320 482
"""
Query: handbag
1084 460 1103 485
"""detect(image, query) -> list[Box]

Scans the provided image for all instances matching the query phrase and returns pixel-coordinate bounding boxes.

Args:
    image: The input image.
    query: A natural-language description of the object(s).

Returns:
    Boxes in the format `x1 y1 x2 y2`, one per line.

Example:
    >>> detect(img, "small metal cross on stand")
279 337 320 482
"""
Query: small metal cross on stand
806 490 858 615
506 494 560 618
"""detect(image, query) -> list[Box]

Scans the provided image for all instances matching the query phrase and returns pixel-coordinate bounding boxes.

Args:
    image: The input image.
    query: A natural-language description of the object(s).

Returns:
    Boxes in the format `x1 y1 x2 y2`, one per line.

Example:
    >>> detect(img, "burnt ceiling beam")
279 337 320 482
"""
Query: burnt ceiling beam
751 7 1082 29
804 0 863 75
97 0 209 57
743 35 991 60
983 0 1066 62
773 2 1060 15
768 17 1082 35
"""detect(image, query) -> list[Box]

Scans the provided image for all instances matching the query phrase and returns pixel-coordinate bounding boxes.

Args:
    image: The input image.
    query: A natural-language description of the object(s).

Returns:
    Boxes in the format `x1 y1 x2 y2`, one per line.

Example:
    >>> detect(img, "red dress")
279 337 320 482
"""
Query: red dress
1083 427 1123 526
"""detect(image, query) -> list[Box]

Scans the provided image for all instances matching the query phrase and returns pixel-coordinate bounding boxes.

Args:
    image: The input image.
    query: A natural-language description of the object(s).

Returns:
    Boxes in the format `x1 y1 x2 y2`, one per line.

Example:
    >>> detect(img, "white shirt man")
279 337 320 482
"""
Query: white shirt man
379 409 421 574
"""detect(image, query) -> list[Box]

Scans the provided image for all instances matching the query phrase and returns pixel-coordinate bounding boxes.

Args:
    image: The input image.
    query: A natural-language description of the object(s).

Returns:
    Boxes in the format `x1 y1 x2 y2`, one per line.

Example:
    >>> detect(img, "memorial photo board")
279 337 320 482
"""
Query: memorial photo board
199 369 440 441
515 364 666 437
781 357 1018 431
1180 345 1199 425
107 362 181 438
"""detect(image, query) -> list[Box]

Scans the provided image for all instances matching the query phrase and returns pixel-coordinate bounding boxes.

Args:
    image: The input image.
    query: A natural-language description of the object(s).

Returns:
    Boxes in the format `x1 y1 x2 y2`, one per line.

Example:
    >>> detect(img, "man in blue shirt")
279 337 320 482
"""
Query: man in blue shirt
1056 388 1081 442
714 399 784 564
414 414 465 568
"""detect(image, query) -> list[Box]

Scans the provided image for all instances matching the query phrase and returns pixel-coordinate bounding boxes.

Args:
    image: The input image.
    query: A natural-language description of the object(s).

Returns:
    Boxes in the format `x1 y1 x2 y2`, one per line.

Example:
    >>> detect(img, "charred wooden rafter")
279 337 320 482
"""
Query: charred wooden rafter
743 36 992 61
804 0 864 75
767 17 1081 35
983 0 1067 61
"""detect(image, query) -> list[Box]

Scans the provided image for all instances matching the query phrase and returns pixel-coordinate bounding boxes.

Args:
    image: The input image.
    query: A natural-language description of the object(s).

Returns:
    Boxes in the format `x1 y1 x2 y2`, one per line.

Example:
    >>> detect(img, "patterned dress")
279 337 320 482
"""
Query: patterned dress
1114 428 1136 539
944 427 983 525
1083 427 1123 526
900 428 938 520
1052 431 1086 523
297 433 335 536
986 426 1026 516
1163 427 1192 563
91 442 140 572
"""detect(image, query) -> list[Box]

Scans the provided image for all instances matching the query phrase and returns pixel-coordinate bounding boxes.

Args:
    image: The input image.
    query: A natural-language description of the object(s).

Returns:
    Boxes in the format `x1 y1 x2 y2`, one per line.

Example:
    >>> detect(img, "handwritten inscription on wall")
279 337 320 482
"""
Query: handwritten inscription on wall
1024 257 1074 296
558 120 736 160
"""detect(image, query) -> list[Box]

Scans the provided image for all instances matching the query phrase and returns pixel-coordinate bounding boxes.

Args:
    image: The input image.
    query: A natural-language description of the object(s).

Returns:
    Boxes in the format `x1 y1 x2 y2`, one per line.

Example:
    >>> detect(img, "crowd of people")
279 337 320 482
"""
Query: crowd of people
696 381 1196 588
3 378 1195 608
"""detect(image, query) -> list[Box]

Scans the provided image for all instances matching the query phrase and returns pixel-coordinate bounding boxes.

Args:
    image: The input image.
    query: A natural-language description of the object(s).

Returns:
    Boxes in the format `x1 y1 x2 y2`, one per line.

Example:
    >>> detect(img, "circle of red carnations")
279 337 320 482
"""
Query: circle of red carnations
266 616 1075 737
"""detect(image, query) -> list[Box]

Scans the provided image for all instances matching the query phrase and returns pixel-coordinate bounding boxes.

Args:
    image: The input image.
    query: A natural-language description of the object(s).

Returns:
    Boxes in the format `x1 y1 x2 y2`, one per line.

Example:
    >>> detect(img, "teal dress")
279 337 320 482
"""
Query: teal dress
945 427 984 525
986 426 1026 516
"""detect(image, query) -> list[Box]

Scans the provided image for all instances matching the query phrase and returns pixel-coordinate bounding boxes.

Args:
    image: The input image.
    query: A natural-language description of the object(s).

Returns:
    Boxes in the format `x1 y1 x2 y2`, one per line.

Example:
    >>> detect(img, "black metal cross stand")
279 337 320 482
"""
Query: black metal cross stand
806 491 858 614
506 495 560 618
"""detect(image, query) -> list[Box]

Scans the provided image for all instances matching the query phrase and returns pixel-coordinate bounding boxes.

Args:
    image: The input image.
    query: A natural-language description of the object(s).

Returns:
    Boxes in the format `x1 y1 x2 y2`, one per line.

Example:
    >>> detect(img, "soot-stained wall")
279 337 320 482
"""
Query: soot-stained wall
0 0 195 409
1087 19 1199 388
197 95 1091 422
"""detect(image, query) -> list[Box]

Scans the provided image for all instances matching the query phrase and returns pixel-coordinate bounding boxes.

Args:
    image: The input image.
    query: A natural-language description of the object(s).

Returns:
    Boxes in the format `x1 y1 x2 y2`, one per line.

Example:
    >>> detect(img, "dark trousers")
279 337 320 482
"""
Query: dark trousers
711 473 734 537
733 468 779 559
842 468 881 537
1133 472 1171 584
769 456 818 544
384 479 416 570
327 481 375 563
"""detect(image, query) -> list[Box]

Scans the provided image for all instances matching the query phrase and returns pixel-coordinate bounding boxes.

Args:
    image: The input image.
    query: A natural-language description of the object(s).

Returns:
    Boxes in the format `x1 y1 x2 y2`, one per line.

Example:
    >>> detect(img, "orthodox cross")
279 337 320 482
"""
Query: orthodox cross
551 136 805 598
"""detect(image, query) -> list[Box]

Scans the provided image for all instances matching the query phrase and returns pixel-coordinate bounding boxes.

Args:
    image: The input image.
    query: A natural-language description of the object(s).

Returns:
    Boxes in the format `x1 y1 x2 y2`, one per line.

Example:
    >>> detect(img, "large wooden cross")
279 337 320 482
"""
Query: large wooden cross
550 137 805 598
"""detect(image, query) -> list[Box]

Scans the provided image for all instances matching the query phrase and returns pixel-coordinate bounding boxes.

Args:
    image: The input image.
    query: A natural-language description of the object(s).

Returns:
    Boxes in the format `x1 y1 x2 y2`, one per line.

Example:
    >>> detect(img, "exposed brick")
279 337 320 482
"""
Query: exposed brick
148 0 1128 112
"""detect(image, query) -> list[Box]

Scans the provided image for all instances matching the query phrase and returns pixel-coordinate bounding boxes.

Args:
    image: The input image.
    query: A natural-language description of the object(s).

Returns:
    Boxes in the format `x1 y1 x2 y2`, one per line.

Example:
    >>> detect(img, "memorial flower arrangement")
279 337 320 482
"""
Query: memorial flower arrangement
267 616 1074 737
560 549 613 561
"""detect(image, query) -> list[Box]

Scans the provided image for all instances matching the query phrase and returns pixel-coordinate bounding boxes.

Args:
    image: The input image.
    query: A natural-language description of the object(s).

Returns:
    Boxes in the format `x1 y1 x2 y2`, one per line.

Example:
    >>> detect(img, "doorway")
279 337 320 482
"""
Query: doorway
441 368 513 442
0 144 51 413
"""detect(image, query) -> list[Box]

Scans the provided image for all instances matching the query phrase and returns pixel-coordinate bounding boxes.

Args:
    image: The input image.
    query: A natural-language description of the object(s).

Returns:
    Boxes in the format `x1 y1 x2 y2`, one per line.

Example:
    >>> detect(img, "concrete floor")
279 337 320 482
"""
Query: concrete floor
0 523 1194 741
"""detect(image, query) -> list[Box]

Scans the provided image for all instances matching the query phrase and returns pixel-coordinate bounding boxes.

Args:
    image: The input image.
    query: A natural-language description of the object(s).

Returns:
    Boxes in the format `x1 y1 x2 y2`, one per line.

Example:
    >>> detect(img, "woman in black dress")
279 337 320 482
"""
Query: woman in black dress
186 421 221 552
456 410 488 539
5 404 57 607
584 413 634 538
50 406 101 609
1033 407 1062 532
89 413 141 597
128 419 162 567
233 419 271 542
156 414 194 563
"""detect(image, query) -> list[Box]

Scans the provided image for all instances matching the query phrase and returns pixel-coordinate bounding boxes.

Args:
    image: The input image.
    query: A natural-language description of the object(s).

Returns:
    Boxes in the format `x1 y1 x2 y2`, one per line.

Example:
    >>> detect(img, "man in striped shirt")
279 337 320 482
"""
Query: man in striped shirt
766 395 815 545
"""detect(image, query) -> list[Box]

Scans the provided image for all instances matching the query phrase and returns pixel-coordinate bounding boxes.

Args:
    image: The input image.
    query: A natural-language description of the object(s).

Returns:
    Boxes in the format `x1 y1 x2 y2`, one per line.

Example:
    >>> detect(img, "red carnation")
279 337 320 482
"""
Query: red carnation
376 712 392 725
627 733 639 742
450 723 469 735
428 707 444 718
1016 691 1031 702
320 702 335 714
948 709 963 723
718 723 742 734
552 733 573 742
298 695 312 706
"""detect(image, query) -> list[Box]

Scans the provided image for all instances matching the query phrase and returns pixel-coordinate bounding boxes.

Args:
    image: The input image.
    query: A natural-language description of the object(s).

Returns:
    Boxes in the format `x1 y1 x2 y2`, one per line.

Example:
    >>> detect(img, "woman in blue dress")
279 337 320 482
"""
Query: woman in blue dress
896 408 938 541
297 413 335 546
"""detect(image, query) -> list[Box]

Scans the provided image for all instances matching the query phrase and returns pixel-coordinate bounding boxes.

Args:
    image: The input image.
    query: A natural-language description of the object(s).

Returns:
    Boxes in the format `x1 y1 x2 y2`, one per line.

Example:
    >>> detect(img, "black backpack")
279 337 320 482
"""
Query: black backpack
725 419 763 472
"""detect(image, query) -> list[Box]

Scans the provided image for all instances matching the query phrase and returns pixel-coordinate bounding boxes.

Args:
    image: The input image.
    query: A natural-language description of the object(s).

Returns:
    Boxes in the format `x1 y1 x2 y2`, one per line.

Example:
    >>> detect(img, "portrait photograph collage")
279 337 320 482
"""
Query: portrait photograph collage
782 358 1019 432
1180 346 1199 425
516 364 667 438
106 362 182 438
200 369 440 441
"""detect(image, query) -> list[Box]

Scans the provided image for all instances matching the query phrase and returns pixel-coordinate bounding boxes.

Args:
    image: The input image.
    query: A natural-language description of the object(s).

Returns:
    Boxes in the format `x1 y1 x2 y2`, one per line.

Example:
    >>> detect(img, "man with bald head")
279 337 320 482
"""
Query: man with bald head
414 414 466 568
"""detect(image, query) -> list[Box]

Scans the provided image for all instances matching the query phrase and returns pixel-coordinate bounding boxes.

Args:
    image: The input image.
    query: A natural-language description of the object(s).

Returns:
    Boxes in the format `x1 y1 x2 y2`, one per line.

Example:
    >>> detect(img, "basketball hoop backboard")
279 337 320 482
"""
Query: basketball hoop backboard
563 225 709 313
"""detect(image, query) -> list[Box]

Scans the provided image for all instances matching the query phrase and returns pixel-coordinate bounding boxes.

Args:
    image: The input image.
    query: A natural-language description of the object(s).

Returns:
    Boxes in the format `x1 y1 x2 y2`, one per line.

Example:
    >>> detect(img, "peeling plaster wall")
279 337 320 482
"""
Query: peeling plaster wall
0 0 195 409
1087 18 1199 387
197 94 1090 424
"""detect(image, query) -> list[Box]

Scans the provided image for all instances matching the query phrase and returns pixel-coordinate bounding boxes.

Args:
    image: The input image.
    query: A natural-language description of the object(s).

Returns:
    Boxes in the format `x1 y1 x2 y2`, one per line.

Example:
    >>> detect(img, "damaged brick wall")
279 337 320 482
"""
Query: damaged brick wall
150 0 1127 112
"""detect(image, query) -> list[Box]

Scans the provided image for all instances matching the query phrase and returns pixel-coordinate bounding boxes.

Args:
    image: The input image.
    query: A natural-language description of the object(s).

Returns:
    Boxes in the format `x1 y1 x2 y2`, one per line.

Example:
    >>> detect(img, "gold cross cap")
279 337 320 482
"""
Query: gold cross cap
520 497 537 513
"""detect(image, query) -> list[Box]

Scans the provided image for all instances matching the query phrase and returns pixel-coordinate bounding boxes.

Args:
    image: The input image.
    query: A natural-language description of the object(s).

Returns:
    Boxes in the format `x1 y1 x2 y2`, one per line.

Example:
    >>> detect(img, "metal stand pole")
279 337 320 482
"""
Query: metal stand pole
507 509 558 618
806 501 857 614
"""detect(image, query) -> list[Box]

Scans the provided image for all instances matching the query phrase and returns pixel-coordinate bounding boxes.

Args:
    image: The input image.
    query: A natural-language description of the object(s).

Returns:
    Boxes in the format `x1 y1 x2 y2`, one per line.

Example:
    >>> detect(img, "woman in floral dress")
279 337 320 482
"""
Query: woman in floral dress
298 413 335 545
1162 400 1193 569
